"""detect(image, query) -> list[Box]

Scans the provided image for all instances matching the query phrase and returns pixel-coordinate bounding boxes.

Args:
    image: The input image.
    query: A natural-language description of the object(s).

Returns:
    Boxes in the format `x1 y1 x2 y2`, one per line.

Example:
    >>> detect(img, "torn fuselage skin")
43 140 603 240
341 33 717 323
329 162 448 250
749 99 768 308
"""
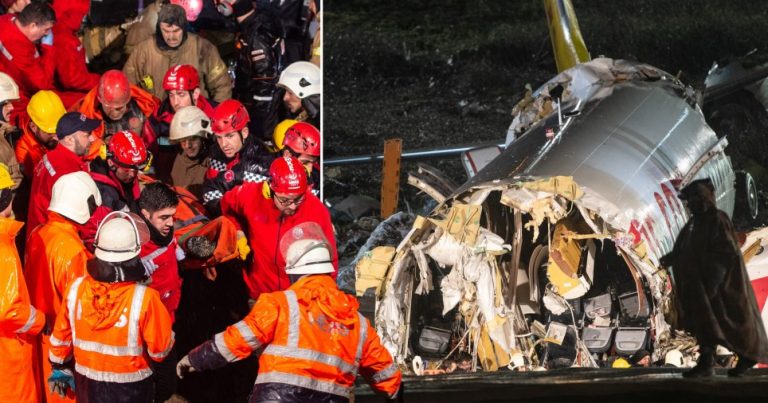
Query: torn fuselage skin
372 59 740 375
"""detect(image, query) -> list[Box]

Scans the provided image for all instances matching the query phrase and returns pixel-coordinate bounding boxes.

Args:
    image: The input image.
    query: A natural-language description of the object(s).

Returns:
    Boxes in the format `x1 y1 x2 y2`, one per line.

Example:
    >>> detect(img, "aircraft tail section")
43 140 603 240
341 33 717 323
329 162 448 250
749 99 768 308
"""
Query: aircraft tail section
544 0 591 72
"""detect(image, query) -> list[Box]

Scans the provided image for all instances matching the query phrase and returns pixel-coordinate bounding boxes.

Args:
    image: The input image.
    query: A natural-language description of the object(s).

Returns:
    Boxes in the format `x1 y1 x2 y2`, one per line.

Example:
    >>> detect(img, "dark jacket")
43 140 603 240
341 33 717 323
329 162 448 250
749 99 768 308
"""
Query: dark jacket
201 136 273 216
89 158 141 213
662 180 768 362
235 13 284 141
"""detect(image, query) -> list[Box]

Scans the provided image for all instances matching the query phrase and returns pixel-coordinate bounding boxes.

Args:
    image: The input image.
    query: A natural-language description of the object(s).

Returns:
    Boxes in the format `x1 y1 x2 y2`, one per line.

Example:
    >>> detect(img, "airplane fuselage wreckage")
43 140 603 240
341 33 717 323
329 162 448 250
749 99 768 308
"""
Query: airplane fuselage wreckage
352 0 768 375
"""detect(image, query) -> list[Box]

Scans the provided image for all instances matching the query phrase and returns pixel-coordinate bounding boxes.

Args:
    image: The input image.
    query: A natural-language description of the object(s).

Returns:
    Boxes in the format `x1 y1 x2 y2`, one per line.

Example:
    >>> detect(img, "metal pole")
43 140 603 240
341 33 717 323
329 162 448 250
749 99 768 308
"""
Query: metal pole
323 141 506 166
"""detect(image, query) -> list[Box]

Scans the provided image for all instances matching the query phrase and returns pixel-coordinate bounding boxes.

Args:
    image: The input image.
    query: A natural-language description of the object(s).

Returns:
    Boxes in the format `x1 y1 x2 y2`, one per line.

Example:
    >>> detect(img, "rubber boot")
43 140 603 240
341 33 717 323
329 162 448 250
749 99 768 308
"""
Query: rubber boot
727 355 756 377
683 346 715 378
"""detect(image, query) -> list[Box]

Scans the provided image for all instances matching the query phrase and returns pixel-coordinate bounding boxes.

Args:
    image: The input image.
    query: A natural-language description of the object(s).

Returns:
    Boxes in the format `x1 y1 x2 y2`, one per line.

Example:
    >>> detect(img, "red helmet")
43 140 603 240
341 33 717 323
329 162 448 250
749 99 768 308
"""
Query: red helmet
98 70 132 108
269 156 307 196
170 0 203 21
283 122 320 157
211 99 249 135
108 131 149 169
163 64 200 91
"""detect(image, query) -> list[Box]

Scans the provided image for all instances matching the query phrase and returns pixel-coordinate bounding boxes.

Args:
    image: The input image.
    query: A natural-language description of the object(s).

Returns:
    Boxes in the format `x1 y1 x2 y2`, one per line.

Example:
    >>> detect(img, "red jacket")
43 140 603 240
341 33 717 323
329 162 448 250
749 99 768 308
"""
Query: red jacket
221 181 337 300
26 145 88 240
51 0 99 93
140 238 183 322
0 14 57 102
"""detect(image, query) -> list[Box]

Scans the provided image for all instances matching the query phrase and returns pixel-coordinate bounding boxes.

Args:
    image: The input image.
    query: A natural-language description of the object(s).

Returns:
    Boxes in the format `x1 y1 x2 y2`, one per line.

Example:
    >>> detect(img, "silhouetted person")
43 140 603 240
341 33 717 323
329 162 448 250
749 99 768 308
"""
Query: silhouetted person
660 178 768 377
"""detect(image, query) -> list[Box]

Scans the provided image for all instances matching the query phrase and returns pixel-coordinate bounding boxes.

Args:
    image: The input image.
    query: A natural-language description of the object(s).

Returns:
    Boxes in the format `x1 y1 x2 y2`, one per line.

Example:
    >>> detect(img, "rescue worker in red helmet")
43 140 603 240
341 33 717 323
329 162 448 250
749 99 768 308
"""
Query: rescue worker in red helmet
176 222 401 403
202 99 273 216
74 69 159 161
143 64 217 182
48 211 176 402
280 121 320 196
220 156 336 301
90 130 150 213
0 163 46 403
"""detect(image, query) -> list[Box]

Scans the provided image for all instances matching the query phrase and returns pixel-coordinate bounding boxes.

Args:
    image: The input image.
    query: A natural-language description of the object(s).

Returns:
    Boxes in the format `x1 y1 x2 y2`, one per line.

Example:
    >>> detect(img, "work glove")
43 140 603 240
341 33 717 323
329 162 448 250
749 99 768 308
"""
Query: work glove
48 368 75 398
236 231 251 260
176 355 197 379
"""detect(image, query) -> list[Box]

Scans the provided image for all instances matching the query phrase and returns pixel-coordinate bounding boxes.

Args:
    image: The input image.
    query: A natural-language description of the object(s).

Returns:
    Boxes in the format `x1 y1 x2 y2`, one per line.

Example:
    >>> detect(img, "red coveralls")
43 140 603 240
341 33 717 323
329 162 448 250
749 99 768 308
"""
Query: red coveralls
220 181 338 300
0 14 83 109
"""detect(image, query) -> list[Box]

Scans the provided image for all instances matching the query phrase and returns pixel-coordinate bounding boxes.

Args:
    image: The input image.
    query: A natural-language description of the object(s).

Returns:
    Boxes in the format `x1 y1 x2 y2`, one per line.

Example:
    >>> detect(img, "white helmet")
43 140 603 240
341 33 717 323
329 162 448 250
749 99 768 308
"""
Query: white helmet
49 172 102 224
94 211 150 263
0 72 20 104
277 61 321 99
280 222 334 275
169 105 212 142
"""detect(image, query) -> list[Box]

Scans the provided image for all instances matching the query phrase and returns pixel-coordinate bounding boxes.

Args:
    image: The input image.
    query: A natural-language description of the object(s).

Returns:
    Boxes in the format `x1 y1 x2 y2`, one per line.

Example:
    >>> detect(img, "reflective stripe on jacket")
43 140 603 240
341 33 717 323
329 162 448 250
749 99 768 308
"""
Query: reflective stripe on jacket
192 275 401 400
0 217 45 403
49 276 174 383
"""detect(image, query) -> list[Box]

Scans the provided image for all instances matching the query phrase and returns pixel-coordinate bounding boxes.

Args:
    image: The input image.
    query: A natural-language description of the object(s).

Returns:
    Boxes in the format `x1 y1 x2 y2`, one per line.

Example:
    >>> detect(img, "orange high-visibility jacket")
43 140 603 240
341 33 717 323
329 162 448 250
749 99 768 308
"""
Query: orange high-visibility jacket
0 218 45 403
25 212 90 322
49 276 175 384
25 212 91 403
189 275 401 400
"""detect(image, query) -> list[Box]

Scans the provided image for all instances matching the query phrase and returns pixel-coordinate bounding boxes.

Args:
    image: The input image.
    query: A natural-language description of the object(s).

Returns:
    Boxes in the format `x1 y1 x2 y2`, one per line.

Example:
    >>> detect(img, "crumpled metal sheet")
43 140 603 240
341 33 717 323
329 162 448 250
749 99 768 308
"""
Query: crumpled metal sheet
506 58 672 143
